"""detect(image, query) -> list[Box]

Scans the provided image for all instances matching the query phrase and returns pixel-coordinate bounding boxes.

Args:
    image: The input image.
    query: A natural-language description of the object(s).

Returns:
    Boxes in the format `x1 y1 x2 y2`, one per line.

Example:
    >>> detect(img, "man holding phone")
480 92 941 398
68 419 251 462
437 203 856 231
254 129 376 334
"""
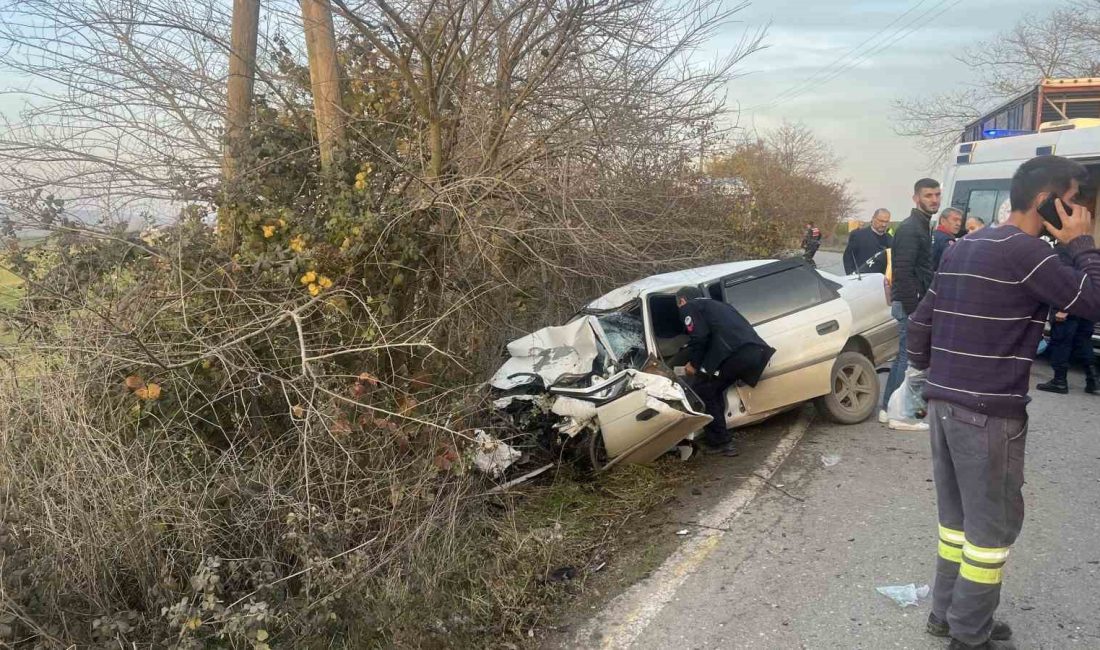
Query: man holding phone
907 155 1100 650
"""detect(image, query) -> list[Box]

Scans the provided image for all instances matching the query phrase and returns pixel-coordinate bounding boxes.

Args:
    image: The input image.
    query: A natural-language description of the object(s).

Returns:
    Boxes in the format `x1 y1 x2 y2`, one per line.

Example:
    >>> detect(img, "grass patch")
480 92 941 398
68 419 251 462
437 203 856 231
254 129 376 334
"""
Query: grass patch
0 267 22 311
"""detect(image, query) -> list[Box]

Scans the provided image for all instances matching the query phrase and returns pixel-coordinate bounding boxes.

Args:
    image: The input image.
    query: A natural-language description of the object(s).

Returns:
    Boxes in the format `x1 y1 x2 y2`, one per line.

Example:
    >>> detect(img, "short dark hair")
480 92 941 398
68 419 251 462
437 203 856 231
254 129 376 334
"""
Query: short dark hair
967 216 986 226
914 178 940 194
676 286 703 302
1010 155 1089 212
939 208 963 224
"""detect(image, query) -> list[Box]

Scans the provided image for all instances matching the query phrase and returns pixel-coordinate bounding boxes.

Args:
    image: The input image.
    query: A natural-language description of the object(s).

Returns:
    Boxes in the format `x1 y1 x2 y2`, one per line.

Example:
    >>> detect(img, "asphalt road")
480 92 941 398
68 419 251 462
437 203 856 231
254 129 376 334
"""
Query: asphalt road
570 251 1100 649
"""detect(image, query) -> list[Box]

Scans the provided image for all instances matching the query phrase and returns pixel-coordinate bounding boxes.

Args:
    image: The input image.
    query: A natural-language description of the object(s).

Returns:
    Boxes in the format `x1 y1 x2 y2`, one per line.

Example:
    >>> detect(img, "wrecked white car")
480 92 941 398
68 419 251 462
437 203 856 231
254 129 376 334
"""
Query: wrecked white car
489 258 897 471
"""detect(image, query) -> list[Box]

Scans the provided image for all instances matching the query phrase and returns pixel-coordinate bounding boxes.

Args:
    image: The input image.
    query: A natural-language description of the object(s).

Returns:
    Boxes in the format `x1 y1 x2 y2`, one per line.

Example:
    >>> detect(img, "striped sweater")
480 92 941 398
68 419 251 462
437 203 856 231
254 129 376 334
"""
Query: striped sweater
907 226 1100 418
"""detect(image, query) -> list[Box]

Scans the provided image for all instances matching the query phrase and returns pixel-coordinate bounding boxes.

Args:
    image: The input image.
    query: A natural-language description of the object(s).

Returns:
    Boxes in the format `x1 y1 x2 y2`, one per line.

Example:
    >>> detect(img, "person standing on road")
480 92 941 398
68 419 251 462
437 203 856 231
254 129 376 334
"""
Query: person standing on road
843 208 893 275
908 155 1100 650
802 221 822 267
1037 245 1099 395
932 208 963 271
880 178 940 429
677 287 776 457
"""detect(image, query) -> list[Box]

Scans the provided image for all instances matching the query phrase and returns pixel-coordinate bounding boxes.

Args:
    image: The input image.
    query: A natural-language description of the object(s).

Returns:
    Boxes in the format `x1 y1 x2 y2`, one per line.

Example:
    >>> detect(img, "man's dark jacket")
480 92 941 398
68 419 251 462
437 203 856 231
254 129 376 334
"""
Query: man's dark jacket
842 226 892 274
679 298 775 385
891 208 933 314
931 227 956 272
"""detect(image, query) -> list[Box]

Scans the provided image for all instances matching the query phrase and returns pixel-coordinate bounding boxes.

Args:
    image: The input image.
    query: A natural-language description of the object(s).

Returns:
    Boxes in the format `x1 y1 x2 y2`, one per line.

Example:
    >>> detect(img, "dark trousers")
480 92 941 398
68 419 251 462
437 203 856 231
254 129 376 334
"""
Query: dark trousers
692 346 766 447
1048 315 1096 378
929 400 1027 646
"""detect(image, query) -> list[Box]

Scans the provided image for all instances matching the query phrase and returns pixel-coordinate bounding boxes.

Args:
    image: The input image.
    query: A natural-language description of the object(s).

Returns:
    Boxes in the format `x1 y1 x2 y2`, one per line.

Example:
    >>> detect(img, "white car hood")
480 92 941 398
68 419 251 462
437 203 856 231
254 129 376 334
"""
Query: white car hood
489 316 601 390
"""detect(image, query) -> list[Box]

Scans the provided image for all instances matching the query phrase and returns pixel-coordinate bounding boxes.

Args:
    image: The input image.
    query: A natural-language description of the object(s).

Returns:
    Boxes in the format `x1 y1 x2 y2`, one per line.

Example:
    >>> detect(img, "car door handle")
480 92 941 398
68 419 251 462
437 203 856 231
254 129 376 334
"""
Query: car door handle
816 320 839 335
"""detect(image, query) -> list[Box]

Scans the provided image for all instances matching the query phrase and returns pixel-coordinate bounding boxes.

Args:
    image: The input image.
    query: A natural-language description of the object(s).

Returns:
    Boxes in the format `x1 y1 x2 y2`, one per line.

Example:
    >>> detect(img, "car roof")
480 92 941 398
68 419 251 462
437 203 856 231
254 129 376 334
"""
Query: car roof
585 260 776 311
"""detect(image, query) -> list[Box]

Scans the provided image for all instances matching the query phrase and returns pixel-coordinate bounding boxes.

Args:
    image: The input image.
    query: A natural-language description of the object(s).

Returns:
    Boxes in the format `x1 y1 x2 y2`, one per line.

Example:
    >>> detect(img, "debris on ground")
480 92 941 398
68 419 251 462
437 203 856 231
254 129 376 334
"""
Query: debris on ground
876 583 931 607
488 463 554 494
675 529 690 536
472 430 522 477
821 454 841 467
546 566 577 583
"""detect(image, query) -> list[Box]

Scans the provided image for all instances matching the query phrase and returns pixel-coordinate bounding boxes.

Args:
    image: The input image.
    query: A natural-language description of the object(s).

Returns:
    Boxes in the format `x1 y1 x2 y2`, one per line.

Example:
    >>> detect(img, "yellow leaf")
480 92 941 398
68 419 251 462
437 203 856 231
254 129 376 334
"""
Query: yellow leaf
291 404 305 418
262 225 276 239
300 271 317 285
135 383 162 401
124 375 145 391
185 616 202 631
318 275 333 289
308 283 321 296
256 629 269 641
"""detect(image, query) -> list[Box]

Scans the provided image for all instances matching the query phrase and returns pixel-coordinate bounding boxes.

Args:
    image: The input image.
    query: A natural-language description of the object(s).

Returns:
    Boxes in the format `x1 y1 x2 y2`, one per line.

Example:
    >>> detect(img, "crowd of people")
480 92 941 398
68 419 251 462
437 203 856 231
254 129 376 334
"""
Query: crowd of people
830 176 1100 435
837 156 1099 650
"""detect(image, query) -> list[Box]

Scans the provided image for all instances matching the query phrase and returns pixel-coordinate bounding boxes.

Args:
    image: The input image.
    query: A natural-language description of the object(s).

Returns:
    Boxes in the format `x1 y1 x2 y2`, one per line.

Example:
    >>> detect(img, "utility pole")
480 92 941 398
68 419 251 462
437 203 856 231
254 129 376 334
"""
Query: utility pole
222 0 260 248
300 0 346 171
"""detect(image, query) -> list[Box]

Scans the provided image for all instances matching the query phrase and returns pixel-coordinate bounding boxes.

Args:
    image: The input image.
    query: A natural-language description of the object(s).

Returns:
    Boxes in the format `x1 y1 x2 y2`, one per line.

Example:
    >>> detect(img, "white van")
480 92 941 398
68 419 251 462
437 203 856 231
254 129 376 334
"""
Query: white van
941 122 1100 349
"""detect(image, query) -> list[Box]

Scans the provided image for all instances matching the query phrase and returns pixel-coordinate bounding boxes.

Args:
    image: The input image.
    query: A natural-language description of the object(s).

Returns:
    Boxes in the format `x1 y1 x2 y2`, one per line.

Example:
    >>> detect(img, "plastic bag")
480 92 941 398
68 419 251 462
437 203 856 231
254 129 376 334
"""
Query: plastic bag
876 583 930 607
887 367 928 424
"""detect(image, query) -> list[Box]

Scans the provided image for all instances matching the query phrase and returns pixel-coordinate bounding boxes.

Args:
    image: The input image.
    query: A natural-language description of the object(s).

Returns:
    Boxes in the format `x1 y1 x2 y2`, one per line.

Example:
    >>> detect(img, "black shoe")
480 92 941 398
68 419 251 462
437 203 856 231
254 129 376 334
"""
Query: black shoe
701 441 739 457
1086 377 1098 394
948 639 1016 650
928 613 1012 640
1037 378 1069 394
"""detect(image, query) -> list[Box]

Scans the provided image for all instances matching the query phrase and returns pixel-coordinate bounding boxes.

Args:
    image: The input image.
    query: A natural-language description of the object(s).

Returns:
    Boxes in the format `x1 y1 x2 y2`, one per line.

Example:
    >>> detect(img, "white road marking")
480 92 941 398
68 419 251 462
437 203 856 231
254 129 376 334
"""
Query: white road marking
570 409 815 649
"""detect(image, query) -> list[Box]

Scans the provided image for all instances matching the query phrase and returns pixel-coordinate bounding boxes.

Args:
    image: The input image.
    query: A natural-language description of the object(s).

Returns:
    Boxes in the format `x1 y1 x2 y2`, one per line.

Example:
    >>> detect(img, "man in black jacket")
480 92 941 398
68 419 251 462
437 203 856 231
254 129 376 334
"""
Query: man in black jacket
880 177 939 427
677 287 776 456
843 208 893 274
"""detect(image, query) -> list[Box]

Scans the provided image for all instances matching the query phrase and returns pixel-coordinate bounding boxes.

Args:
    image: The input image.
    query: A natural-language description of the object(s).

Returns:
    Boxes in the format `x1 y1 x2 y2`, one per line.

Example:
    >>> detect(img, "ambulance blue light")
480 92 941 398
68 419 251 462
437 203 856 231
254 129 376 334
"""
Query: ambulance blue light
983 129 1032 139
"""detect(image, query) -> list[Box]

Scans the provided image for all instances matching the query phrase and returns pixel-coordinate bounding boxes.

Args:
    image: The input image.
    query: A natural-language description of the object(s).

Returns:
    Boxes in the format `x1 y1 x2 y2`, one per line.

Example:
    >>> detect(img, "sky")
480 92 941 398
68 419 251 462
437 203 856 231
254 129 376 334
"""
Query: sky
709 0 1040 222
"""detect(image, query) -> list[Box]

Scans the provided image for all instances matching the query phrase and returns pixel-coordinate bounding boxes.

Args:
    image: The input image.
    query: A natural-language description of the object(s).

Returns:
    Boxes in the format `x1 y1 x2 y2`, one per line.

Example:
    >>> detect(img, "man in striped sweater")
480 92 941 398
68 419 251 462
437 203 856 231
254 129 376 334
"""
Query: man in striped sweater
907 155 1100 650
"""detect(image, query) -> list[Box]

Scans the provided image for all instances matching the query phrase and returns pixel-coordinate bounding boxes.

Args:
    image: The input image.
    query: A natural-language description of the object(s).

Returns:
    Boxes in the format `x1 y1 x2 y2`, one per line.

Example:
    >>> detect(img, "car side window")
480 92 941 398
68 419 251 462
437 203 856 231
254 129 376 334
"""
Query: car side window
722 266 835 325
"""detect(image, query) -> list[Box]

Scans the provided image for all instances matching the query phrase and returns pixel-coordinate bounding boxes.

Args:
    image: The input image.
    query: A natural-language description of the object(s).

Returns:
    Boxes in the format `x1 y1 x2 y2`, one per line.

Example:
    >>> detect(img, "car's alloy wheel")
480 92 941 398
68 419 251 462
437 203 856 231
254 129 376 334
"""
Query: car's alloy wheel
815 351 879 424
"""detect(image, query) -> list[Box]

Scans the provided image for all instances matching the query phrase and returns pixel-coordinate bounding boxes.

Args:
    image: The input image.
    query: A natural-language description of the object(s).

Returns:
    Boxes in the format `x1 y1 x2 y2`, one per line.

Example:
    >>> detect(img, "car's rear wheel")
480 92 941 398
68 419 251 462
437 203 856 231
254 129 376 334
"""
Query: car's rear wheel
815 351 879 424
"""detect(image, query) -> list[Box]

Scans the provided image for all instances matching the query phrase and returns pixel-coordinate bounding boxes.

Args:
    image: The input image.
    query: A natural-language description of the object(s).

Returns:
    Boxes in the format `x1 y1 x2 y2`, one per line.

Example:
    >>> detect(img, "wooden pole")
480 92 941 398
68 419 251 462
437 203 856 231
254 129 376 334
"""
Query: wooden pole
300 0 346 171
222 0 260 247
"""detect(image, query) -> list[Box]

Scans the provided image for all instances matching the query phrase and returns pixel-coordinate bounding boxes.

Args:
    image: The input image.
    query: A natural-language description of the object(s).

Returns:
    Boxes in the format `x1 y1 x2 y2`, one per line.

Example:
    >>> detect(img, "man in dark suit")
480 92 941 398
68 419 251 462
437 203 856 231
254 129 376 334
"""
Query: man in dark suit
843 208 893 274
677 287 775 456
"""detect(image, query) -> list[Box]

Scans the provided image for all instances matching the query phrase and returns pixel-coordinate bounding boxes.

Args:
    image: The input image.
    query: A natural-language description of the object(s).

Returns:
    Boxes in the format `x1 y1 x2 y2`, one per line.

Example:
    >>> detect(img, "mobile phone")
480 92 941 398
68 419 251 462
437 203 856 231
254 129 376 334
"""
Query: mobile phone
1038 195 1071 230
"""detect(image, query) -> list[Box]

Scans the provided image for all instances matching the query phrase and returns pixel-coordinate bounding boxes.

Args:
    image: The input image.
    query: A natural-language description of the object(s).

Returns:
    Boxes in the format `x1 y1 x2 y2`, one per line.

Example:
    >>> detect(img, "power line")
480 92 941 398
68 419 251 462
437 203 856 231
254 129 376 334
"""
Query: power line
750 0 933 111
775 0 964 107
746 0 964 113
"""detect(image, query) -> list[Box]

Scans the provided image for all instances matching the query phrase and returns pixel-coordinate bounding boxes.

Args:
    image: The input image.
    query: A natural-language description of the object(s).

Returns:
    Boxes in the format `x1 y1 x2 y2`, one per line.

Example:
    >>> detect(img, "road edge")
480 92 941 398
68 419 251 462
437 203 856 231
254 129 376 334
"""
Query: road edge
569 408 815 649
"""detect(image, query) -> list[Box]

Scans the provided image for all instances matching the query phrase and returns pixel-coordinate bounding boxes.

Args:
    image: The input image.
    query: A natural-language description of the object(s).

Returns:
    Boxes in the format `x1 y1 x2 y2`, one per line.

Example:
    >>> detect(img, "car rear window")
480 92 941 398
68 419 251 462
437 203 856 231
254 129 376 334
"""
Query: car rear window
722 266 834 325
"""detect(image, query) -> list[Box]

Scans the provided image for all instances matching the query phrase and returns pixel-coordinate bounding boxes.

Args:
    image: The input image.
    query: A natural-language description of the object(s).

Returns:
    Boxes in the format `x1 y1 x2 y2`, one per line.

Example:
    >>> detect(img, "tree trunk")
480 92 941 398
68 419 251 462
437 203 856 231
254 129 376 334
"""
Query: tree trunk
300 0 346 171
222 0 261 248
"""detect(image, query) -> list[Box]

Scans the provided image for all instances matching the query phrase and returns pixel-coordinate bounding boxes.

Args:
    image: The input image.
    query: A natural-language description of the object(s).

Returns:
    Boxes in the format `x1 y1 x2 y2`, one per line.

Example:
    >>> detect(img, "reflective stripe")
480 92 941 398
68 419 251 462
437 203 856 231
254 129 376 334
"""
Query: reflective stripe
964 542 1011 564
939 525 965 545
960 560 1003 585
938 541 962 563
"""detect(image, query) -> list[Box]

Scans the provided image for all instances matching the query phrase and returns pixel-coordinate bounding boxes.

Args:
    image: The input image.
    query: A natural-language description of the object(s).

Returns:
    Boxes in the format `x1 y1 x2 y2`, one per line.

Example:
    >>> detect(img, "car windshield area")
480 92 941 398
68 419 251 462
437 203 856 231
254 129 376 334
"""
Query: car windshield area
595 309 646 367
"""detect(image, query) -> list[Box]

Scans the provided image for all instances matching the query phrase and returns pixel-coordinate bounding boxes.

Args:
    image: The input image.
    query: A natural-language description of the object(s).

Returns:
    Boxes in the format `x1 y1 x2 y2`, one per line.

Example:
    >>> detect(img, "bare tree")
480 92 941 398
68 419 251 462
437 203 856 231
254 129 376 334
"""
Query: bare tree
763 120 840 180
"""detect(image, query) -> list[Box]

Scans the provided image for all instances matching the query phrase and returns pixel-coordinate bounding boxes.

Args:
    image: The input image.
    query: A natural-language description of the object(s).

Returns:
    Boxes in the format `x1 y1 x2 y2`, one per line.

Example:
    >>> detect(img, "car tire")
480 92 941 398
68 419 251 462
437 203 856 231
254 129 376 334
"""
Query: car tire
814 351 879 424
578 430 611 472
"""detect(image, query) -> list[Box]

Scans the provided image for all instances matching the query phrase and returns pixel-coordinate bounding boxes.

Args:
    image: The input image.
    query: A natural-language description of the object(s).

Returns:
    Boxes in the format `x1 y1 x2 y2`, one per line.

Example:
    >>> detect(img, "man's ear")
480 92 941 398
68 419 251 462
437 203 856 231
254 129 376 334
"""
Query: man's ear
1032 191 1051 212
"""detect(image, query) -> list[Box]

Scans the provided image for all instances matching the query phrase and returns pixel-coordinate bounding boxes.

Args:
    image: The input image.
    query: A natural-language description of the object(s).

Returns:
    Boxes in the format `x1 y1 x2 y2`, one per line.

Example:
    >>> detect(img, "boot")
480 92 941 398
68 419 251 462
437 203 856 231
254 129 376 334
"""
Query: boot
948 639 1016 650
1086 369 1098 395
1037 372 1069 394
928 613 1012 640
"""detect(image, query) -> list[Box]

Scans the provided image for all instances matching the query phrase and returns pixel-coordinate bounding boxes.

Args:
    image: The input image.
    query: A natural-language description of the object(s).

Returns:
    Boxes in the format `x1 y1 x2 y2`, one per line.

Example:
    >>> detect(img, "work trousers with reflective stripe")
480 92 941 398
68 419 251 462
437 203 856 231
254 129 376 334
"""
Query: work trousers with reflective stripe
929 400 1027 646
